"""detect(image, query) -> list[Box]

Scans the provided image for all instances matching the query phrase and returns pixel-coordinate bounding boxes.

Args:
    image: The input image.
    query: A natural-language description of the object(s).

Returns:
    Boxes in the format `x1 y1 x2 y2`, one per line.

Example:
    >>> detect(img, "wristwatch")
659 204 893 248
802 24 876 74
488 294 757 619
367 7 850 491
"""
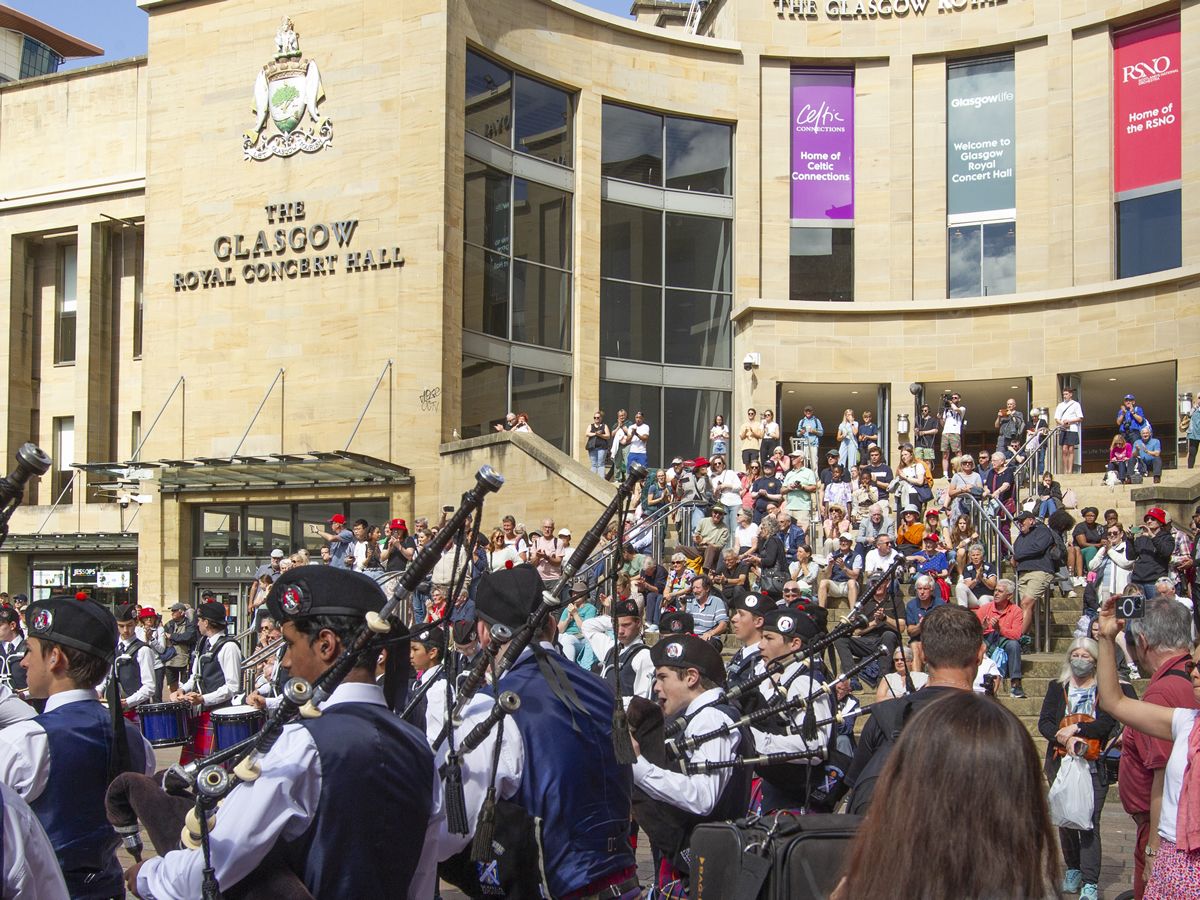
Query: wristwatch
1144 846 1158 858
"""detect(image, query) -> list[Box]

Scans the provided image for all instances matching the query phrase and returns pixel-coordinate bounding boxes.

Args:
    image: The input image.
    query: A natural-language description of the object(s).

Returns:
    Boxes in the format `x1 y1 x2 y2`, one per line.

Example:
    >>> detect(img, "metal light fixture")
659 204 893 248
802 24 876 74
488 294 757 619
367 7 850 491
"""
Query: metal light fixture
897 413 910 436
1180 392 1194 416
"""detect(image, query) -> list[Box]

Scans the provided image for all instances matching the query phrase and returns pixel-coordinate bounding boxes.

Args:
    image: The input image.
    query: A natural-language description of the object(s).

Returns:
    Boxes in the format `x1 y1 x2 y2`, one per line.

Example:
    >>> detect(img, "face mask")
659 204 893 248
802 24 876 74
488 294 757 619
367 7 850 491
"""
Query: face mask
1069 657 1096 678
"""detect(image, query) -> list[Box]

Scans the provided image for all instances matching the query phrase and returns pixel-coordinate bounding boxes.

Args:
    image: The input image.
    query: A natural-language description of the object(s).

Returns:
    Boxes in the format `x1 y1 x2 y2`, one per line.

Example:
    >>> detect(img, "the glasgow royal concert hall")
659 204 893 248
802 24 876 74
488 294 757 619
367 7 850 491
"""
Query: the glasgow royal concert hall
0 0 1195 615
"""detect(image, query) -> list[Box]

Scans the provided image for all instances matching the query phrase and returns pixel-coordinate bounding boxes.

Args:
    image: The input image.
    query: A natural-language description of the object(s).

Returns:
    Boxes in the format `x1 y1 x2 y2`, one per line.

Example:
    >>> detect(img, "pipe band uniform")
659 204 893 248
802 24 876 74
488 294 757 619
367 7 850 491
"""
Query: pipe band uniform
171 601 243 764
0 594 155 898
631 634 753 897
133 566 445 900
438 563 638 900
743 608 832 813
98 604 158 721
0 606 30 699
724 593 769 699
599 599 656 702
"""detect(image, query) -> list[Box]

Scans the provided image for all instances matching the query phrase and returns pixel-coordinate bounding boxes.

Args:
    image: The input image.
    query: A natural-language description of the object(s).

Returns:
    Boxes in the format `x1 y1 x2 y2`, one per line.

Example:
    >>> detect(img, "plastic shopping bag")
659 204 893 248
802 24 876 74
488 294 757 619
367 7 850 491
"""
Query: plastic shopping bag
1048 755 1094 830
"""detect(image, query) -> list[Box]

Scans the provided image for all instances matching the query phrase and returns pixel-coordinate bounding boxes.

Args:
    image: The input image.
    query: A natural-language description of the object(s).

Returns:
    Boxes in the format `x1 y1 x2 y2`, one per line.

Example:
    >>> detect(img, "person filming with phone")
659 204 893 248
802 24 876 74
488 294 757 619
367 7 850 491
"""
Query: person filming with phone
1130 509 1176 600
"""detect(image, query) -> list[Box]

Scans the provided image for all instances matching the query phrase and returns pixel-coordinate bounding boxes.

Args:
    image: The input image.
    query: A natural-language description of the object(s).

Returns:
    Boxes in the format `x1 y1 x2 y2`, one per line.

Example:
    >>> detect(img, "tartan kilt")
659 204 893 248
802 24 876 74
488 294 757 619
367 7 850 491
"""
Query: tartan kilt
179 710 214 764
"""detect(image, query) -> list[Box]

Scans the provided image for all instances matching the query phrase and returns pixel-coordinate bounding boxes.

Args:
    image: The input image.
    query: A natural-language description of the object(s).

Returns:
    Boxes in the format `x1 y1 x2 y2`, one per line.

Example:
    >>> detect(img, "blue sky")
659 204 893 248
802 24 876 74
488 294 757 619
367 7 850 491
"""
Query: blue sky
7 0 637 71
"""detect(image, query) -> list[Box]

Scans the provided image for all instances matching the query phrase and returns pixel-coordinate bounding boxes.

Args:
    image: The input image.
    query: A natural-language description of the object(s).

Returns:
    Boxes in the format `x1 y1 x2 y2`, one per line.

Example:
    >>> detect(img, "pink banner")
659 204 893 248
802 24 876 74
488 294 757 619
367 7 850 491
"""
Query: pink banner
791 71 854 220
1114 17 1181 194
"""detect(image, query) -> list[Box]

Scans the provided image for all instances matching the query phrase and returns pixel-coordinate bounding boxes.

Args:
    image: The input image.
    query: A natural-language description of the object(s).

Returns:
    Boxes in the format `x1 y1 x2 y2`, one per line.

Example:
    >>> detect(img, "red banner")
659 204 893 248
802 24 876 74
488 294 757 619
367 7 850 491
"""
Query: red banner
1114 17 1181 194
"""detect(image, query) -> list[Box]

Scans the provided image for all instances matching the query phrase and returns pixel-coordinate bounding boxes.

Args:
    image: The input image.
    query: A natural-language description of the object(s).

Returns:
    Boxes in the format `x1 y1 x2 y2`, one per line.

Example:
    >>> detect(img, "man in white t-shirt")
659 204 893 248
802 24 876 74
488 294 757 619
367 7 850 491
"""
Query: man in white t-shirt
1054 387 1084 475
939 392 966 480
627 411 650 471
864 534 904 601
710 455 743 546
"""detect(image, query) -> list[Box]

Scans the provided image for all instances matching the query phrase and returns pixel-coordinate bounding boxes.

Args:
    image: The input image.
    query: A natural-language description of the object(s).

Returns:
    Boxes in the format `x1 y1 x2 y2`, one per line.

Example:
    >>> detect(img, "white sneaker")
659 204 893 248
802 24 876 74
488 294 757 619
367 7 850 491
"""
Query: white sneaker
645 624 659 633
1072 576 1086 587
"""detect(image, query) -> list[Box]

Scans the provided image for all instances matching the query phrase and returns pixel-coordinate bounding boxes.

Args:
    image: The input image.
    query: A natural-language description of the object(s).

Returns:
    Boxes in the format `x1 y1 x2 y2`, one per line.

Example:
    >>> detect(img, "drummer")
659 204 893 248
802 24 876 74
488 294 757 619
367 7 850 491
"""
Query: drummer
168 600 241 763
98 604 157 723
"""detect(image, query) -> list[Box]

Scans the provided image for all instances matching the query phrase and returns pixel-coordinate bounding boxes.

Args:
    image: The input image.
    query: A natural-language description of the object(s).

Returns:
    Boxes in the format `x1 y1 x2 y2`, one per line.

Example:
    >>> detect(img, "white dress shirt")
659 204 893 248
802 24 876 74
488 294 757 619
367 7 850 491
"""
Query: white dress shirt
0 781 68 899
98 640 157 709
748 660 831 760
0 686 35 730
138 682 445 900
632 688 740 816
180 633 242 708
0 690 156 802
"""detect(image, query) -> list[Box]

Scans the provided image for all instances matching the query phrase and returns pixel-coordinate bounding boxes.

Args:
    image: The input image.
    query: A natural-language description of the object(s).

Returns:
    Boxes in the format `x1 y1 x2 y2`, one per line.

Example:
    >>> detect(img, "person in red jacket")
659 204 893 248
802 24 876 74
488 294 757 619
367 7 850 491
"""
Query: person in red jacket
975 578 1025 698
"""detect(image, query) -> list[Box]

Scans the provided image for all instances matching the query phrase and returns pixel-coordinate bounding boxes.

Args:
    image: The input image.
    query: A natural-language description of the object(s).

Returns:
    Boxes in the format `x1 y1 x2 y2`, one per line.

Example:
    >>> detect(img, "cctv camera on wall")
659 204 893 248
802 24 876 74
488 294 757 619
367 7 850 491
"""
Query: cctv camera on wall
743 352 761 371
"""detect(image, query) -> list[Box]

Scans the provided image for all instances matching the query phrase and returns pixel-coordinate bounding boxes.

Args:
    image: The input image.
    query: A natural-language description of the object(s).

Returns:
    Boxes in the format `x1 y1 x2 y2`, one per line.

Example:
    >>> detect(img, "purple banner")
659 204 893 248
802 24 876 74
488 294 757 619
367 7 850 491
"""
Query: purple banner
791 71 854 220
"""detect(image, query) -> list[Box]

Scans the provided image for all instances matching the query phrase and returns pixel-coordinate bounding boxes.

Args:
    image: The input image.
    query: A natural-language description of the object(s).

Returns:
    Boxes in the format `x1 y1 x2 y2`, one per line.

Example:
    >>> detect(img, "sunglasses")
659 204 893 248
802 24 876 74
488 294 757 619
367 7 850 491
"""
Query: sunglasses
1107 530 1122 537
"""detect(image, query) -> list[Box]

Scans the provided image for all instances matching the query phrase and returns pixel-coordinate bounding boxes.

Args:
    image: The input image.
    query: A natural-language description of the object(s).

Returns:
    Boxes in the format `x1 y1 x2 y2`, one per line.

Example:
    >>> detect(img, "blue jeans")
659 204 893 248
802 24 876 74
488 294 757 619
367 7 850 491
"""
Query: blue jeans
411 589 428 624
644 592 663 626
1106 459 1128 481
1038 498 1059 518
1135 456 1162 479
588 447 607 475
626 451 647 472
990 636 1022 679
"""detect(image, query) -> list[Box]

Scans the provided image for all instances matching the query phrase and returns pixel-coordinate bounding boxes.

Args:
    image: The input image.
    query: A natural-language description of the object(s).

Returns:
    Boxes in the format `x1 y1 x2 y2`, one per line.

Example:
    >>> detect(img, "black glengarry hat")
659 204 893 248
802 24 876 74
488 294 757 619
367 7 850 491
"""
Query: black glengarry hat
266 567 386 622
26 594 119 662
762 607 818 641
649 634 725 686
474 563 542 630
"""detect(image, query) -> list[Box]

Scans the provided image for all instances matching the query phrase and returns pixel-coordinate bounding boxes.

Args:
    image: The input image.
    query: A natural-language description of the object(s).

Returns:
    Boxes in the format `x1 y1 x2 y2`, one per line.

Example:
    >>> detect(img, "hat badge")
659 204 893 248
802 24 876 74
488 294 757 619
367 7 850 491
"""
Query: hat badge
32 609 53 633
745 596 758 608
666 642 684 659
778 615 794 633
280 586 303 615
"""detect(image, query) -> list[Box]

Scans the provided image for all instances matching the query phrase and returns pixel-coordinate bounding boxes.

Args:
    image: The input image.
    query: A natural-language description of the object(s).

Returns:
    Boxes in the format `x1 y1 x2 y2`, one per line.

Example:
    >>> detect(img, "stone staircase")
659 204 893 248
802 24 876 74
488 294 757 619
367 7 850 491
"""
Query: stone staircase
1041 466 1194 524
643 467 1199 741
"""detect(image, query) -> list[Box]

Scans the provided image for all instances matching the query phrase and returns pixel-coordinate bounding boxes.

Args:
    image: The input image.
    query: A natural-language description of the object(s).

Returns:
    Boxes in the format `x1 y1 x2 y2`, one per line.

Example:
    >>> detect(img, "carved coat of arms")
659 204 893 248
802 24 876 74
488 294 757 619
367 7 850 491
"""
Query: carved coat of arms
244 17 333 160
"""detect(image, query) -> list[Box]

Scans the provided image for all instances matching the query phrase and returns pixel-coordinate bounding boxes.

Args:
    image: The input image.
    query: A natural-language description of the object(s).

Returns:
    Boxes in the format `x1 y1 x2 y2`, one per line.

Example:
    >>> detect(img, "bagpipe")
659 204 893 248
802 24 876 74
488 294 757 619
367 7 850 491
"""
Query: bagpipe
112 466 505 900
662 556 904 742
667 649 885 759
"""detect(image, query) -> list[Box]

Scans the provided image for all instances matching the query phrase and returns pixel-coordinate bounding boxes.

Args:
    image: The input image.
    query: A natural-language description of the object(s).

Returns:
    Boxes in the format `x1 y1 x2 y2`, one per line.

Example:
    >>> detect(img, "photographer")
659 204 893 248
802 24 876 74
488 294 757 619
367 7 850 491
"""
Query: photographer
1116 393 1149 443
1129 508 1175 598
939 391 966 481
995 398 1025 453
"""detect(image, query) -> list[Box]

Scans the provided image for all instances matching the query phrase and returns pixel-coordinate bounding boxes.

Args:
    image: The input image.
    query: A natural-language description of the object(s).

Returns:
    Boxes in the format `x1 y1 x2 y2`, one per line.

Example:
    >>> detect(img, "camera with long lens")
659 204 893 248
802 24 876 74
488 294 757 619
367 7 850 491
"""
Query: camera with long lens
941 390 954 411
0 442 51 550
1117 592 1145 620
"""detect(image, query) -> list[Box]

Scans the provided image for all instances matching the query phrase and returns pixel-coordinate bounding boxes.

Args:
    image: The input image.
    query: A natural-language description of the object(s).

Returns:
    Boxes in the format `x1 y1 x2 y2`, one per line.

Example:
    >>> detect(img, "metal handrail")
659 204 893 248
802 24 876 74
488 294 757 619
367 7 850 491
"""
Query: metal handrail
1013 423 1068 505
960 494 1013 576
574 497 702 589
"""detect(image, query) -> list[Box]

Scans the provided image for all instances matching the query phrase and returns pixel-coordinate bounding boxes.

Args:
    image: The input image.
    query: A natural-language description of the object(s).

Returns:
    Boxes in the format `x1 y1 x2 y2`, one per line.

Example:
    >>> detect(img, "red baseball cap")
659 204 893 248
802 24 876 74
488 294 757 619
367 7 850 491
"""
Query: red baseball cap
329 513 346 524
389 518 407 531
693 457 710 469
1143 507 1167 525
137 607 158 620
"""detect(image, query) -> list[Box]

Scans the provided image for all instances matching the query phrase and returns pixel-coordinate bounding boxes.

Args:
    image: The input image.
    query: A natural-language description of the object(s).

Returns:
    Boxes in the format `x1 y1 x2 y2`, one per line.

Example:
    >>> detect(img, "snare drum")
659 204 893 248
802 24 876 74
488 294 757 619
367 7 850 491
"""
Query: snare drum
140 701 191 748
212 705 265 751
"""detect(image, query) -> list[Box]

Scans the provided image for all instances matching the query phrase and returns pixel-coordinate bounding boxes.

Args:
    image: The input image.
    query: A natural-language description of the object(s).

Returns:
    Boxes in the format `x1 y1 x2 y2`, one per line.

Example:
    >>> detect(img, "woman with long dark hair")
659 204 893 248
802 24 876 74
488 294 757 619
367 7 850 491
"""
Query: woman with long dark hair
836 691 1059 900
